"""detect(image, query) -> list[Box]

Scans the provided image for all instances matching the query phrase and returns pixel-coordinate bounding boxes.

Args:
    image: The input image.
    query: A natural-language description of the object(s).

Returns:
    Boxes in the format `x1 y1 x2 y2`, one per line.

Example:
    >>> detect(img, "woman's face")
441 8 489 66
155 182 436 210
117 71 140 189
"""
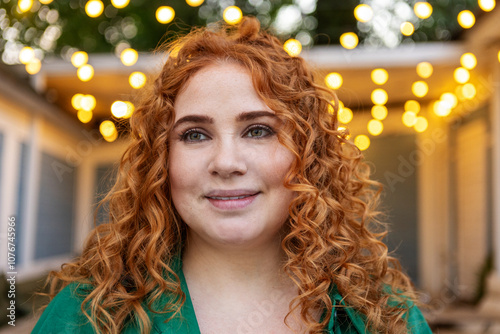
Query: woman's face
168 62 295 249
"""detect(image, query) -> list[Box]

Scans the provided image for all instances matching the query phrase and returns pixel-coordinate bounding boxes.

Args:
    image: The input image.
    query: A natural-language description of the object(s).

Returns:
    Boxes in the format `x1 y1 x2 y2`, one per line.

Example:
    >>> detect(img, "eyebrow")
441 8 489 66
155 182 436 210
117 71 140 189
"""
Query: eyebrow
172 110 278 129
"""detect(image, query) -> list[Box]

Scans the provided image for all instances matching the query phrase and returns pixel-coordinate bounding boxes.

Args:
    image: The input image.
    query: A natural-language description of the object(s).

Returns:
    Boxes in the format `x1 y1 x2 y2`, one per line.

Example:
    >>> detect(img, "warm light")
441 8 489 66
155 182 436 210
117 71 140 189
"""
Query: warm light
71 94 84 110
77 110 93 123
18 0 33 13
111 101 127 118
283 39 302 57
367 119 384 136
103 131 118 142
328 100 344 114
77 64 94 82
71 51 88 68
156 6 175 24
39 0 54 4
402 111 417 127
441 92 458 108
414 2 433 19
354 4 373 22
371 89 388 105
121 48 138 66
338 107 353 124
371 105 388 120
19 47 35 64
414 116 428 132
111 0 130 9
123 101 135 118
433 100 452 117
416 62 433 78
400 22 415 36
129 71 146 89
404 100 420 113
462 83 477 99
80 95 96 111
458 10 475 29
479 0 496 11
26 59 41 75
354 135 370 151
186 0 204 7
325 72 343 90
454 67 470 84
498 50 500 63
340 32 359 50
460 53 477 70
412 81 428 98
100 120 116 137
85 0 104 18
371 68 388 85
223 6 243 25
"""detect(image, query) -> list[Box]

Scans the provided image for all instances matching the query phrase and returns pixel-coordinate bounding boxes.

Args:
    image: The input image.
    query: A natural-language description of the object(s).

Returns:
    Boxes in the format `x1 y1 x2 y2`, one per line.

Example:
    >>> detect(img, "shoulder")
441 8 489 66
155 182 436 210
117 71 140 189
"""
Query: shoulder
32 282 95 334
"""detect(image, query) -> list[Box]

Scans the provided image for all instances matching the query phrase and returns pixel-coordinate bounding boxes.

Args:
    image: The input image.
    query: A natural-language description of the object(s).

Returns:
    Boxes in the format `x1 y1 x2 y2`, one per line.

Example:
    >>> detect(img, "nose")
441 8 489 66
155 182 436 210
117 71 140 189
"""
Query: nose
207 139 248 178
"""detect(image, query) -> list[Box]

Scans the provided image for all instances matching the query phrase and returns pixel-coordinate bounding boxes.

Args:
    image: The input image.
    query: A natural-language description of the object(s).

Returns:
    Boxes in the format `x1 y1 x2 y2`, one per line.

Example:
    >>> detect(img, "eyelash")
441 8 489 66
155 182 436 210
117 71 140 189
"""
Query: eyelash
179 124 275 142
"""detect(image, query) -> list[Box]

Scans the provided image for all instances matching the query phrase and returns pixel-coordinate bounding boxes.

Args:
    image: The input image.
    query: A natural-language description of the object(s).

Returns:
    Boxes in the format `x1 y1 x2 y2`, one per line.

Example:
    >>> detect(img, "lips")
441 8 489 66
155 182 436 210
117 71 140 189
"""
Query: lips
205 190 260 210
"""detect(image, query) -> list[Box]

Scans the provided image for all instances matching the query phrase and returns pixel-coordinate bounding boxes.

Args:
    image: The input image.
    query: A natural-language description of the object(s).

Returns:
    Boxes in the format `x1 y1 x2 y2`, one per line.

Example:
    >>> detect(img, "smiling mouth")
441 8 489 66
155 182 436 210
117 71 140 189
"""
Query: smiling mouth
207 195 255 200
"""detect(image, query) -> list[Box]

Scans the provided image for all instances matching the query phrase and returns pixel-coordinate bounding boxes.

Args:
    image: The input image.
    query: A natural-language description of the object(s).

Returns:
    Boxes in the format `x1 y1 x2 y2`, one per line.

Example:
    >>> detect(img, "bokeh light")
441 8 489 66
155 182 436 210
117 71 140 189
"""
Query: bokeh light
18 0 33 13
283 39 302 57
412 81 428 97
19 47 35 64
400 22 415 36
123 101 135 118
354 4 373 22
325 72 343 90
371 105 388 120
367 119 384 136
458 10 475 29
371 88 388 105
103 131 118 142
71 51 88 68
85 0 104 18
156 6 175 24
111 0 130 9
111 101 128 118
129 71 146 89
371 68 388 85
77 64 94 82
39 0 54 4
454 67 470 84
354 135 370 151
121 48 138 66
71 94 84 110
414 2 433 19
100 120 116 137
462 83 477 99
338 107 353 124
26 59 41 75
80 94 96 111
460 53 477 70
416 62 433 78
433 100 452 117
340 32 359 50
478 0 496 12
441 92 458 108
223 6 243 25
414 116 428 132
186 0 205 7
402 111 417 127
404 100 420 113
77 110 93 123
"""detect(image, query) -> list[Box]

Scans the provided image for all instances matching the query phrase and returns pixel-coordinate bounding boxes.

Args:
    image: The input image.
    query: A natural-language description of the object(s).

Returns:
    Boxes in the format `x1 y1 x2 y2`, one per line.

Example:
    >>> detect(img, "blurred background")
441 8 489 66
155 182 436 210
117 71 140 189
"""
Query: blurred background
1 0 500 332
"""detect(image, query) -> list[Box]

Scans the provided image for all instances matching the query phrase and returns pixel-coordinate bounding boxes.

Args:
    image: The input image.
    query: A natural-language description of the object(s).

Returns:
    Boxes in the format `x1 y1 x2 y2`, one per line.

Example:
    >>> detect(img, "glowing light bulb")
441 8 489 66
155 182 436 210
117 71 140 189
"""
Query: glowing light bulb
354 4 373 22
462 83 476 99
354 135 370 151
120 48 138 66
283 39 302 57
340 32 359 50
71 51 88 68
454 67 470 84
111 0 130 9
414 2 433 19
111 101 128 118
77 110 93 123
371 68 388 85
18 0 33 13
460 53 477 70
100 120 116 137
338 107 353 124
440 92 458 108
416 62 433 78
458 10 475 29
402 111 417 127
412 81 428 98
156 6 175 24
400 22 415 36
478 0 495 12
77 64 94 82
80 95 96 111
71 94 84 110
223 6 242 25
85 0 104 18
129 71 146 89
19 47 35 64
26 59 41 75
186 0 204 7
414 116 428 132
371 105 388 120
325 72 343 90
371 88 388 105
367 119 383 136
433 100 452 117
404 100 420 113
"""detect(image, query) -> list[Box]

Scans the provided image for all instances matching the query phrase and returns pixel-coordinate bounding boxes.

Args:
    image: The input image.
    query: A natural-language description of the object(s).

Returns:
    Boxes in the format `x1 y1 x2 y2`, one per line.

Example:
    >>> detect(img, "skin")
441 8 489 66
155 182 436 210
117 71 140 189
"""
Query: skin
168 62 309 332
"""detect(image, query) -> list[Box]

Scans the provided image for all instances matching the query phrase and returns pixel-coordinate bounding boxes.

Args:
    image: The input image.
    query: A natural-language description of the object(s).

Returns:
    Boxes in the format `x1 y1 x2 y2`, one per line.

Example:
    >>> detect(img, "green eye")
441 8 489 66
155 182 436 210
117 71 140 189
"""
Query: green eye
246 125 273 138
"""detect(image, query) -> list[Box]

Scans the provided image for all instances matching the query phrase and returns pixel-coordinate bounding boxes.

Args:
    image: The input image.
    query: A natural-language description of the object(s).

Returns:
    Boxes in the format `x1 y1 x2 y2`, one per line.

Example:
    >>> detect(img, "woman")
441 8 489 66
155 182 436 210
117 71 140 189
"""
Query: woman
34 17 432 333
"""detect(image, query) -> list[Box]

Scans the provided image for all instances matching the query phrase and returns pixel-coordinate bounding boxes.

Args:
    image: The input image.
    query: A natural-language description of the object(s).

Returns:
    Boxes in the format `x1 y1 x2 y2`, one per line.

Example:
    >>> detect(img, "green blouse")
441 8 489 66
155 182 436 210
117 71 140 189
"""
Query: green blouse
33 258 432 334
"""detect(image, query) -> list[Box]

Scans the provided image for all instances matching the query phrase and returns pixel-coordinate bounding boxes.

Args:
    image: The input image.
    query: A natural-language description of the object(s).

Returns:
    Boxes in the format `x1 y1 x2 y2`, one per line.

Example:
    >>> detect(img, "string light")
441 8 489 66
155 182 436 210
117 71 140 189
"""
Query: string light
111 0 130 9
325 72 343 90
371 105 388 120
186 0 205 7
18 0 33 13
340 32 359 50
402 111 417 127
26 59 41 75
338 107 353 124
77 110 93 123
85 0 104 18
223 6 243 25
371 89 388 105
416 62 433 78
454 67 470 84
371 68 388 85
156 6 175 24
414 2 433 19
457 10 475 29
71 51 88 68
354 135 370 151
400 22 415 36
460 53 477 70
129 72 146 89
120 48 138 66
412 81 428 98
19 47 35 64
354 4 373 22
414 116 428 132
283 39 302 57
77 64 94 82
367 119 384 136
404 100 420 113
478 0 496 12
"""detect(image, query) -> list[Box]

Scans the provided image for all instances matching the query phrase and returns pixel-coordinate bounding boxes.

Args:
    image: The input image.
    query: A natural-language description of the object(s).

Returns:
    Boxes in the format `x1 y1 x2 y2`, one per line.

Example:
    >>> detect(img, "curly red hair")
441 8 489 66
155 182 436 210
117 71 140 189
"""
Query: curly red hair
39 17 415 333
